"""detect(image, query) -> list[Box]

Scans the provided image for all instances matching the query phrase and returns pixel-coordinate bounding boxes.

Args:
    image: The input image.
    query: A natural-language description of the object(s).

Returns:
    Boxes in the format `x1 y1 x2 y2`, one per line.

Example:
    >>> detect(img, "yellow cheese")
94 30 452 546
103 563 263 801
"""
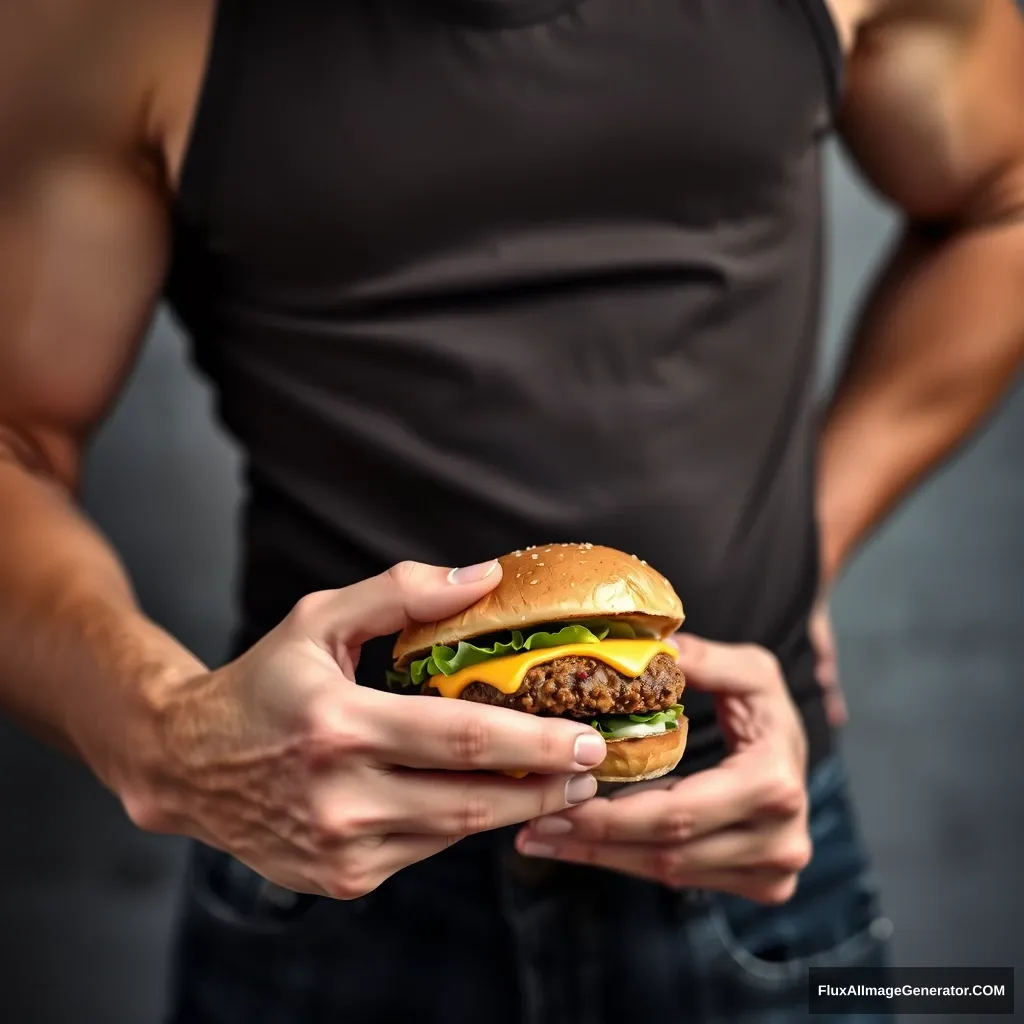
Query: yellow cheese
430 639 678 700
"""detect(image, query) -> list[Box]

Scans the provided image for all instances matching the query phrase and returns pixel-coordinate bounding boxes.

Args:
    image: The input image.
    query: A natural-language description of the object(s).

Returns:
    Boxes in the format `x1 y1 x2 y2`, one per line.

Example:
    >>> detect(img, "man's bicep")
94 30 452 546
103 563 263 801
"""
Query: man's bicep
0 159 169 491
839 0 1024 223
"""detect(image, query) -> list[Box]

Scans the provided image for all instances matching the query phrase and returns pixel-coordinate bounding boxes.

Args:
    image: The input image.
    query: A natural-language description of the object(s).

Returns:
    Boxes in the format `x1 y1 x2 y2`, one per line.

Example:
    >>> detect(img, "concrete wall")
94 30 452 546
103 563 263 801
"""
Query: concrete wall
0 144 1020 1023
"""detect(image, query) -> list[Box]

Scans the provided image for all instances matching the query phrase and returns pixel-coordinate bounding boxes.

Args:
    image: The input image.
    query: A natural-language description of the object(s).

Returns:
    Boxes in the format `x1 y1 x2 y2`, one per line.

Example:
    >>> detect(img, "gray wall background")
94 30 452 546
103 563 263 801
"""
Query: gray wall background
0 143 1021 1023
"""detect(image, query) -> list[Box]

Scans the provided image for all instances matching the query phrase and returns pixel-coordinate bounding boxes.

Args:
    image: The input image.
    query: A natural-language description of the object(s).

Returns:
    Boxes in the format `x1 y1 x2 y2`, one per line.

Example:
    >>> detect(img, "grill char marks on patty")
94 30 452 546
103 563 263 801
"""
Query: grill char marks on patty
441 652 684 717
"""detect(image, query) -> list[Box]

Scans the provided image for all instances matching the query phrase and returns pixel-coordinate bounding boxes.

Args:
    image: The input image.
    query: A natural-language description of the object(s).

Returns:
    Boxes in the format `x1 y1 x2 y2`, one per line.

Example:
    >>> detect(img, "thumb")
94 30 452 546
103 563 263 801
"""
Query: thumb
667 633 784 696
310 558 502 647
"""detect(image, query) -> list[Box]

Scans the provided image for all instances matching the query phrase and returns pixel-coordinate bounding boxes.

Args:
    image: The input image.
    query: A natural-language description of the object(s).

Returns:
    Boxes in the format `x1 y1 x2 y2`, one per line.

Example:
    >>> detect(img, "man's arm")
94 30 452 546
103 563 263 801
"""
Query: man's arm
0 5 612 899
818 0 1024 584
0 5 207 804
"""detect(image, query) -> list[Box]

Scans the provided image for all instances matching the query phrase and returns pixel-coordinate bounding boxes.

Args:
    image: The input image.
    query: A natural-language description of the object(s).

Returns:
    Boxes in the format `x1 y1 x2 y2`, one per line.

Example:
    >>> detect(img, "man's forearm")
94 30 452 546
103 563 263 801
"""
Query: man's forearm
818 216 1024 585
0 458 206 800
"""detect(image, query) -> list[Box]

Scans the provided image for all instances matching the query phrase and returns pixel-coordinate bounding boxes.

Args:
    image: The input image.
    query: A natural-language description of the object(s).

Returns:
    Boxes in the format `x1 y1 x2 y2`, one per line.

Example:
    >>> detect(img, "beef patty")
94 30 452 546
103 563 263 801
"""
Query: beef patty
430 652 684 717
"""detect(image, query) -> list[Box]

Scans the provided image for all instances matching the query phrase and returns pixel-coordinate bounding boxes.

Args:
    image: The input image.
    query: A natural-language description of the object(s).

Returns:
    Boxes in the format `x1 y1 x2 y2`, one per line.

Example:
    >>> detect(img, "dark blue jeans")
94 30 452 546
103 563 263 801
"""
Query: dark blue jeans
168 752 892 1023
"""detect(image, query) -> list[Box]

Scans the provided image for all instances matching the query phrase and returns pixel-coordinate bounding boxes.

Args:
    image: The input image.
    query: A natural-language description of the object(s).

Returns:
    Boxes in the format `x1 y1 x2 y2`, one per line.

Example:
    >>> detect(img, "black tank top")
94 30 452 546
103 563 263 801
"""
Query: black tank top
166 0 841 773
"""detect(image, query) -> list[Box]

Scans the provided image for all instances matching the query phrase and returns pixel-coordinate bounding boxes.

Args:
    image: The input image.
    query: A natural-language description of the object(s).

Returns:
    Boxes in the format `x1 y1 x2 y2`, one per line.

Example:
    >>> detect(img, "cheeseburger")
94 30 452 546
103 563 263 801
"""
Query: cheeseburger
388 543 688 782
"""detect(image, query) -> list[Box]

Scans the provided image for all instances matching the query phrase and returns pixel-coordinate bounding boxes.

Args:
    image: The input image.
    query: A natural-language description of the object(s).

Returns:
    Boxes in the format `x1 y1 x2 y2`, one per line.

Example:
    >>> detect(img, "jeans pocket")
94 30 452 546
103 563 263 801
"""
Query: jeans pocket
185 843 332 938
170 845 341 1024
707 885 892 992
706 756 893 994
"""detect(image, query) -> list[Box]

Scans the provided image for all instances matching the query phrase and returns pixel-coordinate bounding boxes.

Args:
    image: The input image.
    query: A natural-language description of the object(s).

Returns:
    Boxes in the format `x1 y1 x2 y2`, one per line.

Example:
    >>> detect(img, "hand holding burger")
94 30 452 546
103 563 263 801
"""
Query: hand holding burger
129 559 608 902
388 543 690 782
387 542 811 905
516 635 812 904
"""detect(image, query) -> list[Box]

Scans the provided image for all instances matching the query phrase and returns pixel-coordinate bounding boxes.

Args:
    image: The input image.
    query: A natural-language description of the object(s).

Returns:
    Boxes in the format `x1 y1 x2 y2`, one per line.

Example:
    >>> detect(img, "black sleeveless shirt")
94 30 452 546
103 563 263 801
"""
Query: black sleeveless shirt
165 0 841 773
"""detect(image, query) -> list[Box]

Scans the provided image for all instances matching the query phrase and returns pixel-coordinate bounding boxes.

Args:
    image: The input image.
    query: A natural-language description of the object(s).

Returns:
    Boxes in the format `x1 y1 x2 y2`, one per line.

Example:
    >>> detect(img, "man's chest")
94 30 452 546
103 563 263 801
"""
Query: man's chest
162 0 842 291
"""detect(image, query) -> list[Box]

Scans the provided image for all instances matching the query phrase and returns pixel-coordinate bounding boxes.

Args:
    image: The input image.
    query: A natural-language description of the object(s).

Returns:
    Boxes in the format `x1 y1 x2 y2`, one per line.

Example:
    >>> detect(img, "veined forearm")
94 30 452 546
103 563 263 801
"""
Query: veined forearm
0 458 206 798
818 217 1024 584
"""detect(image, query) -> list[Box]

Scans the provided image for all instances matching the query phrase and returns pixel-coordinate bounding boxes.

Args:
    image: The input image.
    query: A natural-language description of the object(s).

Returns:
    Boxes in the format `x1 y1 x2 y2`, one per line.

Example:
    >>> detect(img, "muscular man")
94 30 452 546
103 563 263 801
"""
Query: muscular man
2 1 1023 1021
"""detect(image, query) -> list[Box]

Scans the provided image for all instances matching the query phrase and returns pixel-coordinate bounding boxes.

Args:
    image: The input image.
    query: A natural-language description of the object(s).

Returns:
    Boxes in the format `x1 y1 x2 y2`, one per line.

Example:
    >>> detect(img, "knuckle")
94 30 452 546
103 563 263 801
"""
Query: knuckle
303 699 372 763
311 808 352 843
657 807 697 842
122 790 172 835
289 590 331 632
570 843 600 868
766 836 813 875
446 712 492 767
583 812 610 843
454 792 497 834
652 847 686 888
534 721 560 766
322 843 387 900
387 560 423 594
746 645 782 684
536 781 568 821
760 770 806 819
325 870 377 901
311 803 373 844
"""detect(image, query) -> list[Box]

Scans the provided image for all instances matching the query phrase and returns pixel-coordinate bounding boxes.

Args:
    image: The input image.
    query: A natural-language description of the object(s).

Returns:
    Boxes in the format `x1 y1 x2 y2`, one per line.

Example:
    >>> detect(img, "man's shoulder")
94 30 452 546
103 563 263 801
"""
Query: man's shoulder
0 0 210 190
849 0 989 35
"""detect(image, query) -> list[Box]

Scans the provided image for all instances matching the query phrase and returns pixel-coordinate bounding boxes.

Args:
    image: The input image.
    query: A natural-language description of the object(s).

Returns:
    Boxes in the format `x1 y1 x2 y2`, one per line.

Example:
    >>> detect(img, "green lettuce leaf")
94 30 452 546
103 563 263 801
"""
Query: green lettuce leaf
589 704 684 739
385 669 417 691
386 619 639 689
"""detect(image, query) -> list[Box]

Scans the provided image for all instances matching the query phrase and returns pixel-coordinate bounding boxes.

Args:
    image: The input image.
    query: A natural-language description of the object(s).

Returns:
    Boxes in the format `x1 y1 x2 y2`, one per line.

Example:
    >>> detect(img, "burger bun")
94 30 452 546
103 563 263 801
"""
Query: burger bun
593 715 689 783
395 542 684 666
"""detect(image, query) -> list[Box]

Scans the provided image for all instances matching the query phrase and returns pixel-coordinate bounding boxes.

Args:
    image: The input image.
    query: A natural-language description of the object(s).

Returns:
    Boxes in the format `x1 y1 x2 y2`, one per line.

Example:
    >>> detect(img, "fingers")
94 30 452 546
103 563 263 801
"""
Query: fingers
361 689 608 774
334 767 598 838
514 792 811 904
668 634 786 696
511 831 804 904
820 677 849 728
517 817 809 875
809 602 849 728
512 740 811 905
293 558 503 647
317 833 463 900
308 767 599 900
522 751 803 845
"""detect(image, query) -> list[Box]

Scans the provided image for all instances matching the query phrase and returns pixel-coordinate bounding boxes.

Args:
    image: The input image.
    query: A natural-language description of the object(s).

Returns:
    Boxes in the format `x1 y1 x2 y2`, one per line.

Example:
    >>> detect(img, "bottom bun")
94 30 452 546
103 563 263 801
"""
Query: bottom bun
593 716 689 783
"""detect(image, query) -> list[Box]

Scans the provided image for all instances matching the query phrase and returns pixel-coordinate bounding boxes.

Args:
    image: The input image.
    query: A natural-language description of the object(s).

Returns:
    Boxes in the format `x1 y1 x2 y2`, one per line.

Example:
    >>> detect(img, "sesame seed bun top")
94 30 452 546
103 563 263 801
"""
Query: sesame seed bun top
393 542 685 666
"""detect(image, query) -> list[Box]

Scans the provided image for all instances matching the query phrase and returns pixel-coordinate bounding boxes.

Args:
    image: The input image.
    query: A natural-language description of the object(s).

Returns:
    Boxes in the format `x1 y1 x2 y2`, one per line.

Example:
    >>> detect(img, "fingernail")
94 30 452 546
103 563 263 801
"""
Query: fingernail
520 841 557 858
573 733 606 767
447 559 499 584
565 773 597 804
532 815 573 837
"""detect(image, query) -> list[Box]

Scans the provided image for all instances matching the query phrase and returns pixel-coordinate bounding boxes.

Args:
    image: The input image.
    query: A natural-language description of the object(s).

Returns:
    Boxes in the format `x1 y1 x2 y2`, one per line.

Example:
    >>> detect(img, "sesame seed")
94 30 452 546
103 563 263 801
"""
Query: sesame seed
529 580 538 585
641 560 647 566
531 553 538 559
537 562 544 566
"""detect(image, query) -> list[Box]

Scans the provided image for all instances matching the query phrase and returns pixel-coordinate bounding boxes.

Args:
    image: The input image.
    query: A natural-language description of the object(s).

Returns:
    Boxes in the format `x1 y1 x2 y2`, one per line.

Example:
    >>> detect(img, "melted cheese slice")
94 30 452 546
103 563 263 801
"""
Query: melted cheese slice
430 638 678 700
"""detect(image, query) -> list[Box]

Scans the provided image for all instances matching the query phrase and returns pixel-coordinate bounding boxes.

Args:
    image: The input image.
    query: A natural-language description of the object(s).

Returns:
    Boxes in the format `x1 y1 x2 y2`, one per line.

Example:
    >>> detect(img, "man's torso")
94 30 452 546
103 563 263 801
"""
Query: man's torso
5 0 872 772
